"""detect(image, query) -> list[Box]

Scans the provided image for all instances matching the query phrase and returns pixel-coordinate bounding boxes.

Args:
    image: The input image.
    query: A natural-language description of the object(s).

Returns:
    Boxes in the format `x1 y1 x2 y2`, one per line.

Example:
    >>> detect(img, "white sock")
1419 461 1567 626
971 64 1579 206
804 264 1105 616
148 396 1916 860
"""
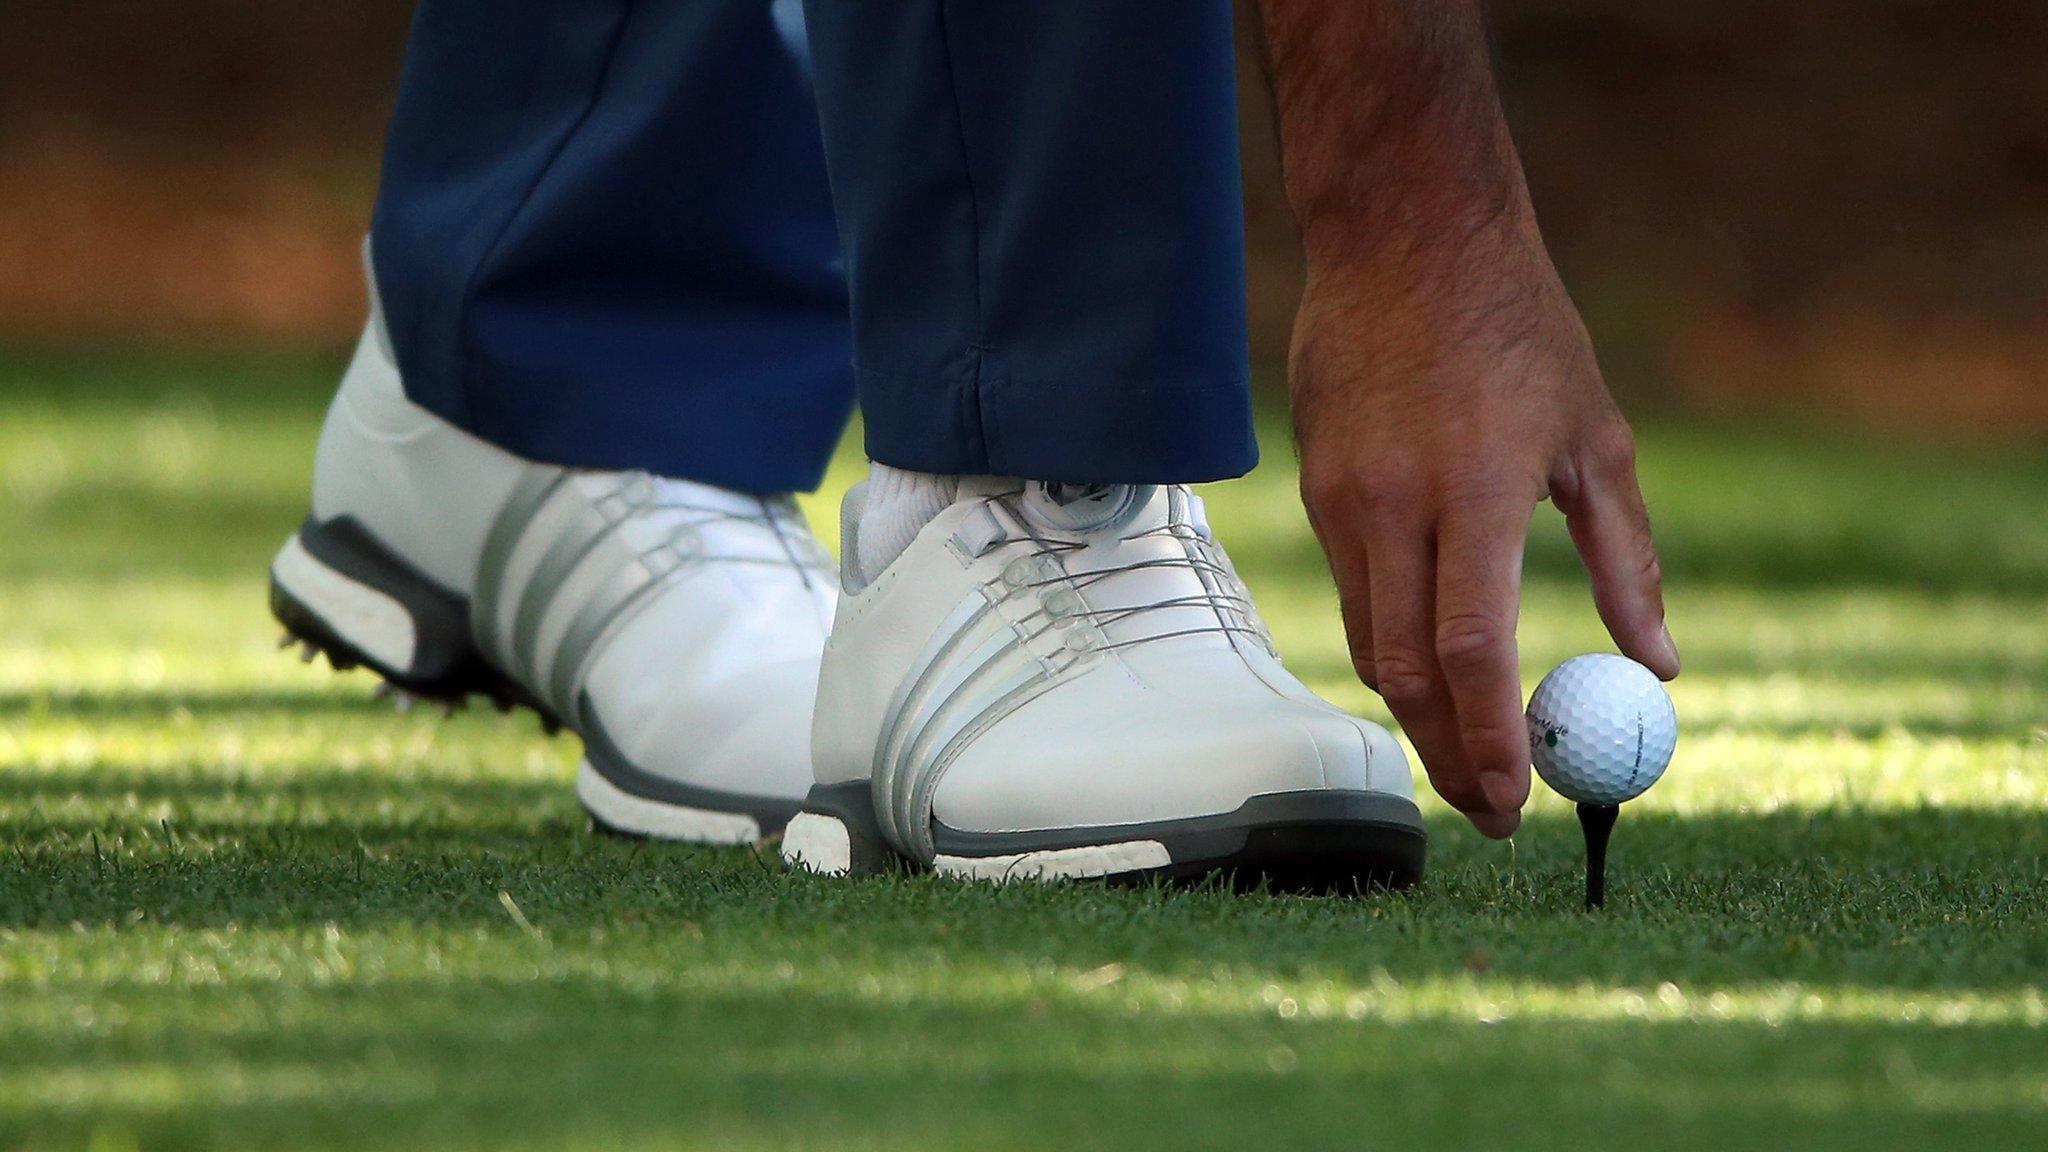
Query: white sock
851 463 960 583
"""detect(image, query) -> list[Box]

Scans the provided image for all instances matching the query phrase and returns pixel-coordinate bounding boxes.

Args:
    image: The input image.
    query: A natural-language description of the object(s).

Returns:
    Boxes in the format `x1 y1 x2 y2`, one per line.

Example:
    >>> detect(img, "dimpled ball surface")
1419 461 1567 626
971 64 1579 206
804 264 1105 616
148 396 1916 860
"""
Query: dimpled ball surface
1526 653 1678 805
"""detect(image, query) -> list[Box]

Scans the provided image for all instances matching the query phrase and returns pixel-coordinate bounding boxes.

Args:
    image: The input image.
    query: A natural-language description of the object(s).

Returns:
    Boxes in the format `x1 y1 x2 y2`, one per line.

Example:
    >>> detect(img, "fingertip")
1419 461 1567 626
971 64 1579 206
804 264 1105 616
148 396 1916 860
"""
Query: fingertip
1617 620 1680 681
1646 621 1681 680
1453 769 1527 840
1478 767 1529 814
1468 809 1520 840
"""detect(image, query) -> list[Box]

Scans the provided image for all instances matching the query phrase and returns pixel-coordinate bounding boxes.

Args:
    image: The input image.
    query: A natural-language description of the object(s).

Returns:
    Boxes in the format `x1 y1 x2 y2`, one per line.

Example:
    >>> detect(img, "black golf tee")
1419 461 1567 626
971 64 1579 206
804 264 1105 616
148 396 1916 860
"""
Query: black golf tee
1578 802 1620 910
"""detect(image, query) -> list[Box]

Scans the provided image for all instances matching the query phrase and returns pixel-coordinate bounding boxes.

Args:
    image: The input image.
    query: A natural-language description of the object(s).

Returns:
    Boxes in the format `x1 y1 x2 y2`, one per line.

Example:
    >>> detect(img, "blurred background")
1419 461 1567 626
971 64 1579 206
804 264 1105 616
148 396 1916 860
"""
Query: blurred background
5 0 2048 440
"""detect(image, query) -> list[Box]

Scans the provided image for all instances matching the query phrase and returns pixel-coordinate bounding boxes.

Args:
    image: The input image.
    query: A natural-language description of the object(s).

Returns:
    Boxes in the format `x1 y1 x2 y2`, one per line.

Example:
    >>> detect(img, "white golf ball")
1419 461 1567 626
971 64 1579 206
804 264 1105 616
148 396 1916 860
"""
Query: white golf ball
1526 654 1677 806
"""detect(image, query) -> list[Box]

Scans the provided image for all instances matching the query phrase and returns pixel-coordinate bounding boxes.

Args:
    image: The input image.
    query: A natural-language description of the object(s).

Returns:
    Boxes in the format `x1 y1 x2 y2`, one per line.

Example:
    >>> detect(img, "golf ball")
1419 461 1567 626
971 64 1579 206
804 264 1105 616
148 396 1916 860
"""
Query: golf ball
1526 654 1677 805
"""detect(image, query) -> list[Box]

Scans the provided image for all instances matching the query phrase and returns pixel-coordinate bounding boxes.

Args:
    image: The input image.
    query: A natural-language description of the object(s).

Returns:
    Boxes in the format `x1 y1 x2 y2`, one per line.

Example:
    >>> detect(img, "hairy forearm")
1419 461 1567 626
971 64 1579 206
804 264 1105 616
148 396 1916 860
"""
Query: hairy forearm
1250 1 1535 274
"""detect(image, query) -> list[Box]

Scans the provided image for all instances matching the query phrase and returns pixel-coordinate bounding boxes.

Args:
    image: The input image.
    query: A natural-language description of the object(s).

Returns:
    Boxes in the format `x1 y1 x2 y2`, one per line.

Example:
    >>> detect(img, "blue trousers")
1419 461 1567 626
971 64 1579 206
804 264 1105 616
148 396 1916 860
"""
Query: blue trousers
372 0 1255 492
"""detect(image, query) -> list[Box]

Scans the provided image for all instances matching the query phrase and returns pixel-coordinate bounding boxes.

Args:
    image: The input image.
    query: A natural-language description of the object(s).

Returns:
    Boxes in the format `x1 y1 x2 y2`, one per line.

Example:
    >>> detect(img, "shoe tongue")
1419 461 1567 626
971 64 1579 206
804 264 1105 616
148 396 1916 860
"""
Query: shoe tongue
1019 482 1157 535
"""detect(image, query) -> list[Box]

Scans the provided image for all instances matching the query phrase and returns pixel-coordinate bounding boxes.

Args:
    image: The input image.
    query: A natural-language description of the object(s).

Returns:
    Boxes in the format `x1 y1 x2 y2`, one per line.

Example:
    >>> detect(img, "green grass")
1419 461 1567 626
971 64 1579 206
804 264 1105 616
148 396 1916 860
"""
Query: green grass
1 353 2044 1151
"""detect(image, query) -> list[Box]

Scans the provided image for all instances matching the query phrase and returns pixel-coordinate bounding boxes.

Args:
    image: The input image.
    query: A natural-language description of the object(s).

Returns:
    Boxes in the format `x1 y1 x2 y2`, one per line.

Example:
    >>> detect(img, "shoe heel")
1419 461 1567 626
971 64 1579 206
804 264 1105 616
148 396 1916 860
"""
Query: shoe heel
270 516 546 718
781 780 905 877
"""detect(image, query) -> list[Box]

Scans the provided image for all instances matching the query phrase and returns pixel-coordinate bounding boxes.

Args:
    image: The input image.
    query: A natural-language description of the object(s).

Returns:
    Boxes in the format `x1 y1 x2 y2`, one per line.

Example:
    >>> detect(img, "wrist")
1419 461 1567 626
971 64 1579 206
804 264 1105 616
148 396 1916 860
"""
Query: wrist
1297 215 1561 353
1297 182 1541 286
1290 212 1589 395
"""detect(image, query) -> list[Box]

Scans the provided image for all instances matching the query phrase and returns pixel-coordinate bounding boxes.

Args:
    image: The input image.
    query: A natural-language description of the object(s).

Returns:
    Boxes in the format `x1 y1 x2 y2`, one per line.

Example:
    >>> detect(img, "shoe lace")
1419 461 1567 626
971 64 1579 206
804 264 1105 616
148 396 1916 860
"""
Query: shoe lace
995 492 1275 656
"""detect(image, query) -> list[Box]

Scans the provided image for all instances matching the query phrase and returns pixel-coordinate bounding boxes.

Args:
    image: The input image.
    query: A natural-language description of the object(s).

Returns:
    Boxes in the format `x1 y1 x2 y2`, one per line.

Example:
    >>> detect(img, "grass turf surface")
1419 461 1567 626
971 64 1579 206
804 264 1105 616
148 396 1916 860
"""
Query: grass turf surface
1 355 2044 1150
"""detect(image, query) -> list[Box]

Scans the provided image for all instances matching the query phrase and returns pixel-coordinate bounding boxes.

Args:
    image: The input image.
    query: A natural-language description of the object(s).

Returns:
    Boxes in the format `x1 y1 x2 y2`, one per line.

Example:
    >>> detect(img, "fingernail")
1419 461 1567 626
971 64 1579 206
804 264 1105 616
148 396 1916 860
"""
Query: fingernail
1655 622 1681 677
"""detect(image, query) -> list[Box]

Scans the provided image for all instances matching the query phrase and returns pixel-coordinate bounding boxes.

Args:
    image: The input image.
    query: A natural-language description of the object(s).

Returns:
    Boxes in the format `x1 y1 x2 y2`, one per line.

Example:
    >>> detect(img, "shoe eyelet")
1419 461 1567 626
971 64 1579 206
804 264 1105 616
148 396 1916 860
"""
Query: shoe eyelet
1002 558 1037 589
1063 629 1100 653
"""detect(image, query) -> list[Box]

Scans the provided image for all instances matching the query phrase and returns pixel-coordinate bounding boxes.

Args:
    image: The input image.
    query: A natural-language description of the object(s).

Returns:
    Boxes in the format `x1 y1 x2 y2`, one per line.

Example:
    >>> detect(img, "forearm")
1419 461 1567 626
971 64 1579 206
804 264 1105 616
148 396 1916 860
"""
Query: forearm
1250 1 1536 278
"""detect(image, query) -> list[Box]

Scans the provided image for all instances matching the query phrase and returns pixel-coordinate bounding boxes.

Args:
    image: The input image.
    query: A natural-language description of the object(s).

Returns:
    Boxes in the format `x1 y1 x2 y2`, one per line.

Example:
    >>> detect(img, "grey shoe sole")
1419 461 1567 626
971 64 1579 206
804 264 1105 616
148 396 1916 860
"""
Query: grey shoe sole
783 780 1426 893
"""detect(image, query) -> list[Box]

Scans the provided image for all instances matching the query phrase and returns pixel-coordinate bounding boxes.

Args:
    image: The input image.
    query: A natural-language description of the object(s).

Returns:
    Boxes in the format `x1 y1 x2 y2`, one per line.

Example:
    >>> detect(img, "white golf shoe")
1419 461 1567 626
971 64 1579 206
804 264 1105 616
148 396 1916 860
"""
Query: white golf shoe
269 317 835 843
783 479 1426 890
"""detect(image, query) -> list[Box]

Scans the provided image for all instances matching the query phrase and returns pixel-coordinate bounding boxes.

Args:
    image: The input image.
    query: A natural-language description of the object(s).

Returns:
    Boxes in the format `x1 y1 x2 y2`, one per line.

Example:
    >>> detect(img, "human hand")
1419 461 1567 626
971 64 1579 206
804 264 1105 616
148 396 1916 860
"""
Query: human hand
1291 227 1679 838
